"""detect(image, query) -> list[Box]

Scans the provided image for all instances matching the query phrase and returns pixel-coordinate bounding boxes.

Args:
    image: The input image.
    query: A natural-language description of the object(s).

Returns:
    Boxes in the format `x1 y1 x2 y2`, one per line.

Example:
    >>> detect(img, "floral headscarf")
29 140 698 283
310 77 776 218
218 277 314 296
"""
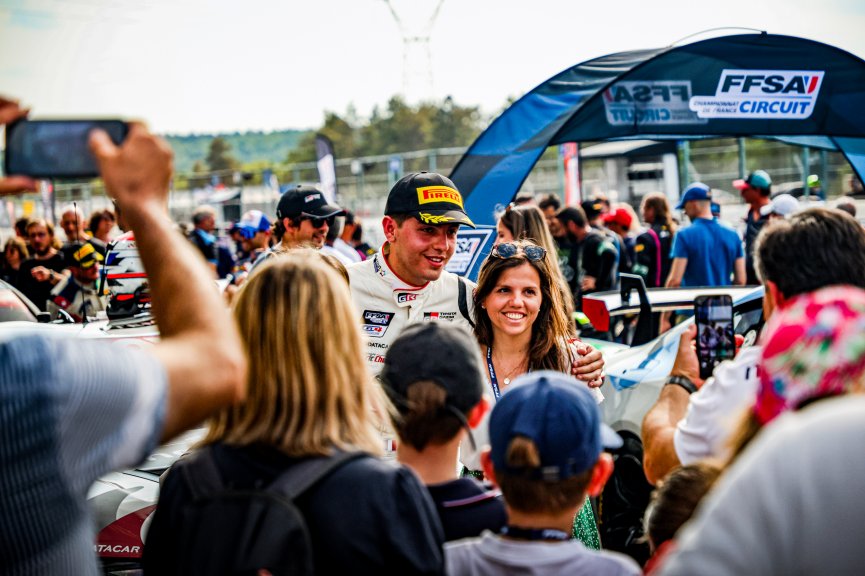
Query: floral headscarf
755 285 865 425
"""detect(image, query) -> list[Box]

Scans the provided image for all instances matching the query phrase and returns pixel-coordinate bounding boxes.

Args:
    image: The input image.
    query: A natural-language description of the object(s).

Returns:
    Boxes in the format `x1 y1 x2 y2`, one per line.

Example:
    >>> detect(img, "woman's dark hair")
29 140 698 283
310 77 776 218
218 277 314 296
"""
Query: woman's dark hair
473 239 572 372
88 209 116 235
390 380 463 451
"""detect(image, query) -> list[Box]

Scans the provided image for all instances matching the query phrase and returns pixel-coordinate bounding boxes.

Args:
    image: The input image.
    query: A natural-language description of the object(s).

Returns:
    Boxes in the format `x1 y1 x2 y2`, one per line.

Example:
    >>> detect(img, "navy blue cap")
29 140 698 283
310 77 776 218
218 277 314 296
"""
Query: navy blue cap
676 182 712 210
488 371 622 481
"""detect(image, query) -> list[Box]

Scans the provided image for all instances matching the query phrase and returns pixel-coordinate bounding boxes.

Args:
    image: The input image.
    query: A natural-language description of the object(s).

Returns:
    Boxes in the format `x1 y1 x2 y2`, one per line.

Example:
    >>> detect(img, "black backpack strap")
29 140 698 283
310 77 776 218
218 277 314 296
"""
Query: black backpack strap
181 446 227 501
268 451 366 500
457 276 475 329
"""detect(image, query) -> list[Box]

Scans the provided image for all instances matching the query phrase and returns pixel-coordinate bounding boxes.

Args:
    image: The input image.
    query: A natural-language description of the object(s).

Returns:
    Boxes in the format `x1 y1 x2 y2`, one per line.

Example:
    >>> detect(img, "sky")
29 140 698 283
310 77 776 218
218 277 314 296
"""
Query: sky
1 0 863 135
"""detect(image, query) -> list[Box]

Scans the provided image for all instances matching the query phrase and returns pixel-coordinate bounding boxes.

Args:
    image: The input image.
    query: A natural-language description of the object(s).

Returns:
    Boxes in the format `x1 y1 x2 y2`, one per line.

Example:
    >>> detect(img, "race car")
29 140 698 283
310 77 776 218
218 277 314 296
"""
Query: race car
579 274 765 562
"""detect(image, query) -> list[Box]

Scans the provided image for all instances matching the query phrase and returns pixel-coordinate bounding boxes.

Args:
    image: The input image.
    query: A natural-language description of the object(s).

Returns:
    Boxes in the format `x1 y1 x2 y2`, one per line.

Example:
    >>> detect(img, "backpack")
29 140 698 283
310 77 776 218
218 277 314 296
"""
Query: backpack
169 446 364 576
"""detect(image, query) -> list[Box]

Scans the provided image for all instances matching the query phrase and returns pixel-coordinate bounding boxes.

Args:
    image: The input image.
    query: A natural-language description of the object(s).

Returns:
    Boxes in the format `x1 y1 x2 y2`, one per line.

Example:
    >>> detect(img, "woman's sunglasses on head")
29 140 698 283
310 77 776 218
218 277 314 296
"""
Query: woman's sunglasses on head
491 242 546 261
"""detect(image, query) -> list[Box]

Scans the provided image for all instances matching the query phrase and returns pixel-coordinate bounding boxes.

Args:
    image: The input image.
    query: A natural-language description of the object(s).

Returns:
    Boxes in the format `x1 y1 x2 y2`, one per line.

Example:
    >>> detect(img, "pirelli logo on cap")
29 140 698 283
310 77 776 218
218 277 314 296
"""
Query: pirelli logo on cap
417 186 464 208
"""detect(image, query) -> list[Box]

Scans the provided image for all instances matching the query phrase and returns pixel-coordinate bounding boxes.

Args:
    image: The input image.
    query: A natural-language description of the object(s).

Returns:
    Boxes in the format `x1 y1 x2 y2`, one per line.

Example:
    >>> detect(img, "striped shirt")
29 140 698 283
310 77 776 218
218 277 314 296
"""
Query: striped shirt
0 333 166 575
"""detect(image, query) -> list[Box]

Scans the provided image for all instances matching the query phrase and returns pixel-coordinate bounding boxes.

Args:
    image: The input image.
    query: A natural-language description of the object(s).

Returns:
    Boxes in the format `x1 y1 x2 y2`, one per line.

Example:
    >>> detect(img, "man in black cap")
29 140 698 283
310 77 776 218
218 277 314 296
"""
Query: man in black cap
273 184 344 250
46 241 106 322
346 171 478 375
381 322 506 542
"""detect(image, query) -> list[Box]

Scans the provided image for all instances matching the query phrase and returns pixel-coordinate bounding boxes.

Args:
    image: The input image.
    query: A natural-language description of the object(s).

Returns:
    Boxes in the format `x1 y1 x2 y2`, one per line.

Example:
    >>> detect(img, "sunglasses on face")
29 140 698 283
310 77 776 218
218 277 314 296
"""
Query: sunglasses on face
491 242 546 261
301 215 335 229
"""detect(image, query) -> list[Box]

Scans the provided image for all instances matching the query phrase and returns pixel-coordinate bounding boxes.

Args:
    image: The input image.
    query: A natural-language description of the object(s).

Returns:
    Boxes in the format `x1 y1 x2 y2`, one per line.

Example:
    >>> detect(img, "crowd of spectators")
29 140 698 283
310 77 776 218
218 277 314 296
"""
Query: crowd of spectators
3 92 865 575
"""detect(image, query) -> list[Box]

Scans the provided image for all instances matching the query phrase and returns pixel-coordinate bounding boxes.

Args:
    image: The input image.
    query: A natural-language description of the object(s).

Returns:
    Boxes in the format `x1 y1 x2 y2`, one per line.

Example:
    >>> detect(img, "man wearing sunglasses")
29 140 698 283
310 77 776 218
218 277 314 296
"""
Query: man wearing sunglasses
272 184 344 250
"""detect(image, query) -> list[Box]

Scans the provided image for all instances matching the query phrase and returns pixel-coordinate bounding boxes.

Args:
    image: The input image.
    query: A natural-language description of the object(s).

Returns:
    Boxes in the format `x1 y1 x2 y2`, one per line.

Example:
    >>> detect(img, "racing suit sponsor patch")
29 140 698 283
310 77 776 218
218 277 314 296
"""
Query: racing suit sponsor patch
396 292 418 304
367 352 386 364
424 311 456 321
362 310 393 338
416 185 464 208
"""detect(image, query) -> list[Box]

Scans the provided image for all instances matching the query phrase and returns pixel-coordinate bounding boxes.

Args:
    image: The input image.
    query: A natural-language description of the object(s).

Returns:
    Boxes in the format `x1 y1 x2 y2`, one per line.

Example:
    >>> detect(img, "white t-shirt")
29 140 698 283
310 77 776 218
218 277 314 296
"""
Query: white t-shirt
659 396 865 576
673 345 761 464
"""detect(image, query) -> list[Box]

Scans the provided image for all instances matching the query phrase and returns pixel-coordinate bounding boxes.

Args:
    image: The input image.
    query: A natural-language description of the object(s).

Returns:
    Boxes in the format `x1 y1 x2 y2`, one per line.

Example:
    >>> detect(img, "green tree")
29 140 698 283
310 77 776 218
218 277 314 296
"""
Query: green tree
206 137 239 172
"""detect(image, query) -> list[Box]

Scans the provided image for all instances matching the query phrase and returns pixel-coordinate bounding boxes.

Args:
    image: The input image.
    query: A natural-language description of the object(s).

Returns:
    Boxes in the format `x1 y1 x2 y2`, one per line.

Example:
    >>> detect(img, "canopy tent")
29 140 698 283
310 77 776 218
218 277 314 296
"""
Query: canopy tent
450 33 865 225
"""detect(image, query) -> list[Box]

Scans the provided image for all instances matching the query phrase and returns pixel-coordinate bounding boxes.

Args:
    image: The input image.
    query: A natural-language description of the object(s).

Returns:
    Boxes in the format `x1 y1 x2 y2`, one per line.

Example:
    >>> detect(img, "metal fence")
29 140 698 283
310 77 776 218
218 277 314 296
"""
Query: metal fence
2 138 859 238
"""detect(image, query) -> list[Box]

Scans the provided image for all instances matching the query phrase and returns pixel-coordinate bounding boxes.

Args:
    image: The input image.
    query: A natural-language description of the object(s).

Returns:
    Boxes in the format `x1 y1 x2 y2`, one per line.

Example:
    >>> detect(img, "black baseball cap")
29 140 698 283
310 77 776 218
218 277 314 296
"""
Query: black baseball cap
384 172 475 228
276 184 344 221
381 322 484 418
581 199 605 221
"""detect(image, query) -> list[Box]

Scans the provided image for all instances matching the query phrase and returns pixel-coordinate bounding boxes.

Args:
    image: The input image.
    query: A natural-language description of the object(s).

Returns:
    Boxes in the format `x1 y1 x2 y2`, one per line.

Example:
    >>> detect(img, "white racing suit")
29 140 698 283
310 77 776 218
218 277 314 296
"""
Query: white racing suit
347 247 476 378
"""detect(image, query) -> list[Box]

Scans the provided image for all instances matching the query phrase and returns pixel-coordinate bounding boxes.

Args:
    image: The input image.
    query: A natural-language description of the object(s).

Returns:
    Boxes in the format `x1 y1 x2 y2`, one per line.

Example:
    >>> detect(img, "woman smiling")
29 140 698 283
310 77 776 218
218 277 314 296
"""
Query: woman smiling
465 239 605 549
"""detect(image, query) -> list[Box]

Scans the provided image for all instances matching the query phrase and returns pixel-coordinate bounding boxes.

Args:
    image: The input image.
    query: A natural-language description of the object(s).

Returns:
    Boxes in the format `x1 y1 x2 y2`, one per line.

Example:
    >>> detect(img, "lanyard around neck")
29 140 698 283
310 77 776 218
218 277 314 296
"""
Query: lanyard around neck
486 346 502 401
501 525 571 542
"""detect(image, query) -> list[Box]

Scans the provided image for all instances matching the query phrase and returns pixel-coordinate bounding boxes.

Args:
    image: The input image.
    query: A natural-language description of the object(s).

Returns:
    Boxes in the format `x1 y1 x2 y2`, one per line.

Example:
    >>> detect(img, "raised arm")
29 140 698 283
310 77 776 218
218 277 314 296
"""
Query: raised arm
641 325 702 484
90 125 246 442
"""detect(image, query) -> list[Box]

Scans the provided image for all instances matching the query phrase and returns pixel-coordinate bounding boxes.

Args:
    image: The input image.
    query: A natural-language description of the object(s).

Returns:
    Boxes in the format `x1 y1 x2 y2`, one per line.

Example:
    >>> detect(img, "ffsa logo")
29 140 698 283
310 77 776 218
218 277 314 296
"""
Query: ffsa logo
690 69 825 120
717 70 824 97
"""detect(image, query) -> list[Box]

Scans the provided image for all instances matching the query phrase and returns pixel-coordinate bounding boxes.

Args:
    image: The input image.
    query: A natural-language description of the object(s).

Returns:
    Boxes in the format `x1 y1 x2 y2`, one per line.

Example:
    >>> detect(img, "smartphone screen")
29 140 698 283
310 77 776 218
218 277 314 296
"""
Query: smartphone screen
4 119 128 179
694 294 735 380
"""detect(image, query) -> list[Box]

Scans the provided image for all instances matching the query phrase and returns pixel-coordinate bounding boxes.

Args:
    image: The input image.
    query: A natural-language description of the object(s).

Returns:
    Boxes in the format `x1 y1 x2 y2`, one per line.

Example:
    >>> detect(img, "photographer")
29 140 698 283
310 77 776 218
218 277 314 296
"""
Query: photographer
0 96 246 575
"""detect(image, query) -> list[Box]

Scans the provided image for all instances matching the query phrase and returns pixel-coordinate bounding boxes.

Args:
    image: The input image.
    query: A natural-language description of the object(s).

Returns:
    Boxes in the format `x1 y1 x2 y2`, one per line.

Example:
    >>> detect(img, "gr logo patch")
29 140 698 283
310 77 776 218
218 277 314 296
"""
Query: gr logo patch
396 293 418 304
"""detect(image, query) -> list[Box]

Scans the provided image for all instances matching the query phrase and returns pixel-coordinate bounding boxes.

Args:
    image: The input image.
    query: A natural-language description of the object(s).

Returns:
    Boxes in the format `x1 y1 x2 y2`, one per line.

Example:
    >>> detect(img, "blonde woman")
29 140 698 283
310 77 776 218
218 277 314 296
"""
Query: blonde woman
144 252 444 574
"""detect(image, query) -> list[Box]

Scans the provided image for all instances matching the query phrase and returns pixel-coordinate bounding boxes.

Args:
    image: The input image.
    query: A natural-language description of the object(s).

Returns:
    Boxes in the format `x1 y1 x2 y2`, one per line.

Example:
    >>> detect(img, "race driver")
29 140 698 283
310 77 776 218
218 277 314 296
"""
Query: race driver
347 171 605 383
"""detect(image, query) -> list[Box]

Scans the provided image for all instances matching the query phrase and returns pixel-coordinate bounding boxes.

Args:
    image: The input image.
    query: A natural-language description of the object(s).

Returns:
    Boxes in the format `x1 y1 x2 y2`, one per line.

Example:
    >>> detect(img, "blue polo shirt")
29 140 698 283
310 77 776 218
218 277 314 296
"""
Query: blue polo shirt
670 218 743 287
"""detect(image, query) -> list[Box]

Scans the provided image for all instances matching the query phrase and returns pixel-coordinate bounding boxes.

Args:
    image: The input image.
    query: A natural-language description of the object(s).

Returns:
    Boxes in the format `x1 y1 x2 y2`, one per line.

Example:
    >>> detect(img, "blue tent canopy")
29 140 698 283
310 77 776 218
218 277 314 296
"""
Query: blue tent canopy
450 33 865 225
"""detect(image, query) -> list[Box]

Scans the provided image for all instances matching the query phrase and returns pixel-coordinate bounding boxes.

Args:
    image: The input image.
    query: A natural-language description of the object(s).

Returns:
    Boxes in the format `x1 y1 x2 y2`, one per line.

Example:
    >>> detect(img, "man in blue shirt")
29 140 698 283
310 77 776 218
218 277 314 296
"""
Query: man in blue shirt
666 183 745 288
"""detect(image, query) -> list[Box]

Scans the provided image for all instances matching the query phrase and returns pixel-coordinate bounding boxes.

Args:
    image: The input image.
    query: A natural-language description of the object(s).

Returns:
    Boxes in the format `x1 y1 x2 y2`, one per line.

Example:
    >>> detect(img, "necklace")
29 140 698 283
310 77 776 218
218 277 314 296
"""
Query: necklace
490 347 528 386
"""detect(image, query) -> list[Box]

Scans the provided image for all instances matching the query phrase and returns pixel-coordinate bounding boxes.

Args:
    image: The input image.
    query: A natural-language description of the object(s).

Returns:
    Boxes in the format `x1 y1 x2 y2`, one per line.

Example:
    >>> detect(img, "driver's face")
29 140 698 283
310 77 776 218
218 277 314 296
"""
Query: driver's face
385 217 459 286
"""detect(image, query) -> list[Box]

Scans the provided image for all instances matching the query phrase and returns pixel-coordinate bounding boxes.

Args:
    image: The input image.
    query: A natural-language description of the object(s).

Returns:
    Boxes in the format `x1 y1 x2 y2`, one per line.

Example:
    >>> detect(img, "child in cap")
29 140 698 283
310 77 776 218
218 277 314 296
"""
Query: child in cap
445 371 641 575
381 322 507 542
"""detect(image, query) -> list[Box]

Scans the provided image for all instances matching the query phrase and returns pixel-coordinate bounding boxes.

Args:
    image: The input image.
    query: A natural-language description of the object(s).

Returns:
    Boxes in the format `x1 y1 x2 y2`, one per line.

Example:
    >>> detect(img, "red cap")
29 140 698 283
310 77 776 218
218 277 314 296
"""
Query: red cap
601 208 633 230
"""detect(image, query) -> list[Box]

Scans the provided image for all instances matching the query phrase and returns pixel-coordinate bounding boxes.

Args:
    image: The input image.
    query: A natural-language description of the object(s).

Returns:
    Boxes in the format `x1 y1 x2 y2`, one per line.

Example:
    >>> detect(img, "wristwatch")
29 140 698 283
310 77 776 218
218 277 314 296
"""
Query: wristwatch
665 375 698 394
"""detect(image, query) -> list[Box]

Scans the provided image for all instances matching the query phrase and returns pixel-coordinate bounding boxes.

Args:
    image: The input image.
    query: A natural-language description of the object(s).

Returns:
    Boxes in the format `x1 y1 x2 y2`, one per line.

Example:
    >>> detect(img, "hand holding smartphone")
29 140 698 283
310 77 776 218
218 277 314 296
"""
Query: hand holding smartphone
4 119 128 179
694 294 735 380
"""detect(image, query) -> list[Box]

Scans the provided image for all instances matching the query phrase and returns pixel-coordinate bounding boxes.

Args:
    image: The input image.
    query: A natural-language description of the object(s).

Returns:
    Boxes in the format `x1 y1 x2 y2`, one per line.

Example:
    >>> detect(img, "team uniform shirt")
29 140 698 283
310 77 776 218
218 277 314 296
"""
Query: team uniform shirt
673 346 761 465
47 276 106 322
670 218 743 287
0 334 167 576
445 530 641 576
659 396 865 576
425 478 507 542
347 247 474 377
188 228 218 265
743 209 770 285
633 223 675 288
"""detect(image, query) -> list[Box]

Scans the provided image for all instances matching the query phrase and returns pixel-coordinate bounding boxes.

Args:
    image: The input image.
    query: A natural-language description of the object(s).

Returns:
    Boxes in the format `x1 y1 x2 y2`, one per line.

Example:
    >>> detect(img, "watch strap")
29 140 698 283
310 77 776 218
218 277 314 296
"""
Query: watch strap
666 375 698 394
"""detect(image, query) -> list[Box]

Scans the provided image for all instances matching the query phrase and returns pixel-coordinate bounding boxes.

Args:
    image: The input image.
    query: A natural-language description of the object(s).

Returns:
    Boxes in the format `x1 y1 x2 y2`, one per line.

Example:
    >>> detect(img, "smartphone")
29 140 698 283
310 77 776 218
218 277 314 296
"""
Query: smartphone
4 119 128 179
694 294 735 380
